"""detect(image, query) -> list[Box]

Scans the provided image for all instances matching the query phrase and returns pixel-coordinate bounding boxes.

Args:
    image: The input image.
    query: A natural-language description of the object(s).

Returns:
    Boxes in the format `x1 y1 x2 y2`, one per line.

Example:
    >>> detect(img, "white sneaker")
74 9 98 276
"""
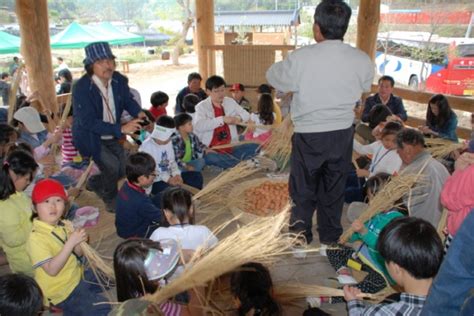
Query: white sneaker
291 245 308 259
319 243 328 257
306 296 322 308
336 274 358 285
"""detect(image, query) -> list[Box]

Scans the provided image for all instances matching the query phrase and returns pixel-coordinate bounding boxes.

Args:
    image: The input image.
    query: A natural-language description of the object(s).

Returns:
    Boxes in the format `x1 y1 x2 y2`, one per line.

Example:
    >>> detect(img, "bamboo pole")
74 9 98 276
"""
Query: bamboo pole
16 0 59 123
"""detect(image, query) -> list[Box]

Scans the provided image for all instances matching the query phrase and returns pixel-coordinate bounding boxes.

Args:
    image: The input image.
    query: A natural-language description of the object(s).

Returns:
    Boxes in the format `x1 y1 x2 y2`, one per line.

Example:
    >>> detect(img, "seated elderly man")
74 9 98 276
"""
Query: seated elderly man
396 129 449 227
175 72 208 114
357 75 407 142
193 75 260 169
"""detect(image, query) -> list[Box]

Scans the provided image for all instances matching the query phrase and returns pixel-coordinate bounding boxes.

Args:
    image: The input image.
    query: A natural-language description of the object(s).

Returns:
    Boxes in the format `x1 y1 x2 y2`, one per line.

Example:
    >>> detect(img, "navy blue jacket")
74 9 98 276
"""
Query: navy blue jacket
362 93 407 122
115 181 162 239
72 72 141 161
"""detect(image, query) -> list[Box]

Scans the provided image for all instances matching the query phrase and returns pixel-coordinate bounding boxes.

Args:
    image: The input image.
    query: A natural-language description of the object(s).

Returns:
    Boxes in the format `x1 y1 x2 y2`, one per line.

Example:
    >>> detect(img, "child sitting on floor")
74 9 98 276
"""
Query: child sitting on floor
150 187 217 252
322 173 405 305
244 93 275 143
230 262 282 316
344 216 443 315
139 115 203 195
173 113 235 172
149 91 169 121
183 93 200 121
27 179 110 315
112 238 201 315
116 152 164 239
0 273 44 316
0 150 38 277
346 121 403 203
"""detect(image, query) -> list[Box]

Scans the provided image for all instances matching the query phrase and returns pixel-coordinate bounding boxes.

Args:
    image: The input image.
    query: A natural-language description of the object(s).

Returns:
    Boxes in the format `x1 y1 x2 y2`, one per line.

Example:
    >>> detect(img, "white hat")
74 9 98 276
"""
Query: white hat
13 107 46 134
150 124 175 141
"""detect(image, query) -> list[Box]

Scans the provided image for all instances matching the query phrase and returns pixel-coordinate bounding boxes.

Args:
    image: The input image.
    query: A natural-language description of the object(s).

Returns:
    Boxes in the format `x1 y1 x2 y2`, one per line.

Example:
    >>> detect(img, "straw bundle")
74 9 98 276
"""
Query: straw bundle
260 116 293 170
425 138 464 159
63 220 115 283
195 161 261 225
7 64 25 124
339 172 426 243
273 283 392 304
144 209 301 304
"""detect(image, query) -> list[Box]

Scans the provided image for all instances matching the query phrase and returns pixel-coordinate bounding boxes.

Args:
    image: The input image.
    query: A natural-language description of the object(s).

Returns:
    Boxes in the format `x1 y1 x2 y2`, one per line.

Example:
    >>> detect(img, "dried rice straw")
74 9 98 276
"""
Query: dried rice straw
339 167 427 243
210 140 260 150
63 220 115 283
144 209 301 304
260 115 293 170
273 283 394 304
425 138 464 159
7 64 24 124
437 208 448 242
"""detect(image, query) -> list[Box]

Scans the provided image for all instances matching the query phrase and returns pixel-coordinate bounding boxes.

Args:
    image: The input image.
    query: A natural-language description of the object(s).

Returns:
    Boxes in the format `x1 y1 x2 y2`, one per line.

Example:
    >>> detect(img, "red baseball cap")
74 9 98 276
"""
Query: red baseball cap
32 179 68 204
230 83 245 92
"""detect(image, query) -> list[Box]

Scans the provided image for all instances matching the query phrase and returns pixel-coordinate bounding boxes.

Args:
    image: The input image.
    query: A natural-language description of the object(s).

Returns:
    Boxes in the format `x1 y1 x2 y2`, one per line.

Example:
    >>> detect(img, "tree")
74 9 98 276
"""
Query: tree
171 0 193 65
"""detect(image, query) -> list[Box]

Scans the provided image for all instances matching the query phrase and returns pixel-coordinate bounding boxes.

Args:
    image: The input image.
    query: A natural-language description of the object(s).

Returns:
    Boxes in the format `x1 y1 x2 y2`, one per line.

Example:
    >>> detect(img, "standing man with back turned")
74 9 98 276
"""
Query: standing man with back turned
266 0 374 247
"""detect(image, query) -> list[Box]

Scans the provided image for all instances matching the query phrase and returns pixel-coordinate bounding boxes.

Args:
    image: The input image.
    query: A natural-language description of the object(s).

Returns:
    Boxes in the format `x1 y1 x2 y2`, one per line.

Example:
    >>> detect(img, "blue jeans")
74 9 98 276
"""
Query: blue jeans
204 143 259 169
185 158 206 172
151 171 204 195
55 269 110 316
421 209 474 315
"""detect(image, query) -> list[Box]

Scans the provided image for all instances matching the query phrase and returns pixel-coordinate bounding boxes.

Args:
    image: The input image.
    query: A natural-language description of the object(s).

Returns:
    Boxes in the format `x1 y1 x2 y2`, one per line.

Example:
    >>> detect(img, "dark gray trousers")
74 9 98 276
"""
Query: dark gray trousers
289 127 353 244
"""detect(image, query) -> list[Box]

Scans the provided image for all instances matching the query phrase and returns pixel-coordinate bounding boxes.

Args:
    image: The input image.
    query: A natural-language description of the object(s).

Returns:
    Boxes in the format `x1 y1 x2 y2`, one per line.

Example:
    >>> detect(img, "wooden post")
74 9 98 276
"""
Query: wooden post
16 0 58 119
195 0 215 81
356 0 380 61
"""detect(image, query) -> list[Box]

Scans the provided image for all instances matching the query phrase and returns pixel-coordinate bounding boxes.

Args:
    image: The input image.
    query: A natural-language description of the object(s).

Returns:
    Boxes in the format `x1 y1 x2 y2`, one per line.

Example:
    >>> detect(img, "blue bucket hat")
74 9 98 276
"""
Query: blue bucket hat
83 42 116 66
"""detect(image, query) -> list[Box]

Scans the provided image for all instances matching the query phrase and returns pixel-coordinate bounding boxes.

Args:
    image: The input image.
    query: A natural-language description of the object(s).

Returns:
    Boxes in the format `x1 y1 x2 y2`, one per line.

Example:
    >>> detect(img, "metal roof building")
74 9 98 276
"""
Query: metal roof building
215 9 300 28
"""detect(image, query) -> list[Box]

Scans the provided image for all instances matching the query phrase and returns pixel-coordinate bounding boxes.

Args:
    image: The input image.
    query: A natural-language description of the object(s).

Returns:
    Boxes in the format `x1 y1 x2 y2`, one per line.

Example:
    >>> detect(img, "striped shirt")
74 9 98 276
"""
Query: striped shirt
348 293 426 316
61 128 78 165
159 301 181 316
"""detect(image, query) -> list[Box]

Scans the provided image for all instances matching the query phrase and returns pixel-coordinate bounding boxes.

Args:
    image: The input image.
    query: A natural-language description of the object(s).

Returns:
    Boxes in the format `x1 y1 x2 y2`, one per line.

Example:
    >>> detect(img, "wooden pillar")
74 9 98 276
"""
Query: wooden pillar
195 0 215 81
356 0 380 61
16 0 58 118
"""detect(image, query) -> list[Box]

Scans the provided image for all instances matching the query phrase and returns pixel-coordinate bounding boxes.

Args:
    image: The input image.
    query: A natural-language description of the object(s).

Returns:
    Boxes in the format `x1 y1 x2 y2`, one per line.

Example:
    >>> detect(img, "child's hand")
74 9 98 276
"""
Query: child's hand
67 228 87 248
343 285 361 301
50 130 62 144
168 175 183 186
185 165 195 171
351 220 365 233
67 187 82 199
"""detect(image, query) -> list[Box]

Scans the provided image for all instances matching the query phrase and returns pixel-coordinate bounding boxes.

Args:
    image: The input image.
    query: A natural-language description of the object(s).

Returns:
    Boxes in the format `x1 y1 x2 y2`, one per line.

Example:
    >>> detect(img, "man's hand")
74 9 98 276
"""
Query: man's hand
343 285 361 301
121 118 142 134
223 116 240 125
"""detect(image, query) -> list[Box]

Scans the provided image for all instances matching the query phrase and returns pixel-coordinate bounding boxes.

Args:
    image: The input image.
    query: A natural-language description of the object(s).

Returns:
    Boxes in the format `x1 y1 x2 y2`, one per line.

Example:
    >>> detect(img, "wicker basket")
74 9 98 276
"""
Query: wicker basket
229 177 289 225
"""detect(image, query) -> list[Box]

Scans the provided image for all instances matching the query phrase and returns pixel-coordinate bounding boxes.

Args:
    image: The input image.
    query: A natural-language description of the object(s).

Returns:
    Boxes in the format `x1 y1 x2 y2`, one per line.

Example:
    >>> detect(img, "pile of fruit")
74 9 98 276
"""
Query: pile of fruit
243 181 289 216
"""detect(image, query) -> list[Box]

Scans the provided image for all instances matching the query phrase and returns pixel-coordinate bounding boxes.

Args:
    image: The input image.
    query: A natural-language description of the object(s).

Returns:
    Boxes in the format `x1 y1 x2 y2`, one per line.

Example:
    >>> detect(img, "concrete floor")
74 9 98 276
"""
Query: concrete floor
0 167 351 315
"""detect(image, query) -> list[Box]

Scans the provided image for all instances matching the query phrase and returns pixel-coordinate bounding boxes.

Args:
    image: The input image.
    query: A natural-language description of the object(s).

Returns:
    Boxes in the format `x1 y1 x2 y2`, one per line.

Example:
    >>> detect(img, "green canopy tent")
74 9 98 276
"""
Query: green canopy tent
50 21 144 49
0 31 20 54
97 22 145 45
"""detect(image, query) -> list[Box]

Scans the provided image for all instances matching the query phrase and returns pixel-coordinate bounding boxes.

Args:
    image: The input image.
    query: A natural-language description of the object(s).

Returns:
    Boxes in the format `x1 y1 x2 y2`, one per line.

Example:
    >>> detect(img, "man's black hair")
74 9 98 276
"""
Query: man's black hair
378 75 395 87
313 0 352 40
183 93 200 114
0 273 44 316
156 115 175 129
1 72 8 80
174 113 193 128
57 56 64 62
377 217 443 279
13 57 19 62
205 75 226 91
150 91 169 107
396 128 425 149
187 72 202 83
125 152 156 183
